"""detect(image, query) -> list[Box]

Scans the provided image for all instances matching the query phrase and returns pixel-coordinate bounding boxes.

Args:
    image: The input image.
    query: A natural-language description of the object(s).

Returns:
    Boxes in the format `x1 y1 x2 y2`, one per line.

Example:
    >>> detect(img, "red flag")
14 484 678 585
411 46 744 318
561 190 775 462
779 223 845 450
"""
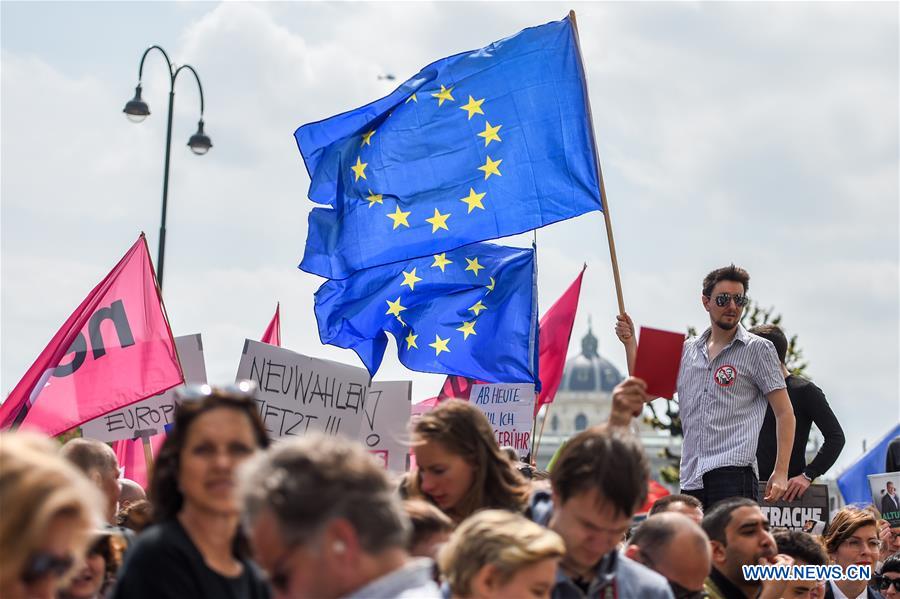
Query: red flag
637 479 671 515
1 234 184 435
437 374 481 402
534 267 585 417
261 302 281 347
113 432 166 490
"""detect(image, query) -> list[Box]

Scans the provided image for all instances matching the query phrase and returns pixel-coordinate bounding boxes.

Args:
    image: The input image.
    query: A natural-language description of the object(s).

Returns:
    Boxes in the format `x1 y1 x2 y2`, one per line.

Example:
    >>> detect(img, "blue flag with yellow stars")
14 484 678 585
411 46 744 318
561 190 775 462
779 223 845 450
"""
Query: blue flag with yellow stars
296 16 601 280
314 242 539 386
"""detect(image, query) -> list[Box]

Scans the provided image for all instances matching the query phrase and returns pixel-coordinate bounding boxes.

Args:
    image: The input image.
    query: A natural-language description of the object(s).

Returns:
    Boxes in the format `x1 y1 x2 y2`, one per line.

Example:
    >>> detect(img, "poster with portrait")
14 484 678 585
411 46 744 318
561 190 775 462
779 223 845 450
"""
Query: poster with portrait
869 472 900 527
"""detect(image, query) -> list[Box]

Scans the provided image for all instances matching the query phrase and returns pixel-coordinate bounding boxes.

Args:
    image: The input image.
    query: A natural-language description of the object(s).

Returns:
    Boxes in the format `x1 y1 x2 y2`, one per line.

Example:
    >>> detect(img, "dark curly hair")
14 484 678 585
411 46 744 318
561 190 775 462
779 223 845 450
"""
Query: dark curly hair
149 392 269 523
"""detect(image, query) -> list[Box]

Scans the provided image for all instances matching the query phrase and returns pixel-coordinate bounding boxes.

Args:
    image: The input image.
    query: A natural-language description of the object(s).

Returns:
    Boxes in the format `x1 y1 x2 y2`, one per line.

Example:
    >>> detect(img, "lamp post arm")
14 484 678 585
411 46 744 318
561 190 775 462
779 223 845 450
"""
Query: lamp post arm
174 64 206 117
137 45 176 89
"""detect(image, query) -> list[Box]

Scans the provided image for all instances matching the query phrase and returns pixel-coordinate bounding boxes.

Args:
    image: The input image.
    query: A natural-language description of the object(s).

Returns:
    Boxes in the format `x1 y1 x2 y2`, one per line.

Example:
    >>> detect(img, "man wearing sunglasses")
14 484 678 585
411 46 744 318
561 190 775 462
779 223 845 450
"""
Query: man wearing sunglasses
876 554 900 599
616 264 795 509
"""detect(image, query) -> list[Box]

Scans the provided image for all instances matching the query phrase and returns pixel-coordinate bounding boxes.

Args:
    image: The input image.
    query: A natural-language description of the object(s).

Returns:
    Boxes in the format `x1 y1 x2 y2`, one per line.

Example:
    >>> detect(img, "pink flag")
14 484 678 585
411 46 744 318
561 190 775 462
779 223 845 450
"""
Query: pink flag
436 374 481 402
534 267 585 417
261 302 281 347
1 234 184 435
113 432 166 490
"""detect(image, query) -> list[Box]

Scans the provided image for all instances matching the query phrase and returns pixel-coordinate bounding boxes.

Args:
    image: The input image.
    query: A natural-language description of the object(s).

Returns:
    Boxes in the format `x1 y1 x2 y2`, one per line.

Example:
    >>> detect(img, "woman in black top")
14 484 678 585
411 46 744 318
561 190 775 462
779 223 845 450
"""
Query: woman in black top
112 383 271 599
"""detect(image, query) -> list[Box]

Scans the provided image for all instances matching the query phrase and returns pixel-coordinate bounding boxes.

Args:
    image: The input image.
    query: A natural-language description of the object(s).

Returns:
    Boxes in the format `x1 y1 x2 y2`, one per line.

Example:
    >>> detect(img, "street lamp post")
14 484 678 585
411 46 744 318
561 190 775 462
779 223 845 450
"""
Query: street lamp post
123 45 212 289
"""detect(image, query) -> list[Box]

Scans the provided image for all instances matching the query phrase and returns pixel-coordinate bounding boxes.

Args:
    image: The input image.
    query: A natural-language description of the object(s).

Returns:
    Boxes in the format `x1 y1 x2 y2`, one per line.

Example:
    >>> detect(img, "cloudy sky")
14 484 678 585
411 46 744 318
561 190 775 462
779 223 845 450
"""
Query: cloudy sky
2 2 897 475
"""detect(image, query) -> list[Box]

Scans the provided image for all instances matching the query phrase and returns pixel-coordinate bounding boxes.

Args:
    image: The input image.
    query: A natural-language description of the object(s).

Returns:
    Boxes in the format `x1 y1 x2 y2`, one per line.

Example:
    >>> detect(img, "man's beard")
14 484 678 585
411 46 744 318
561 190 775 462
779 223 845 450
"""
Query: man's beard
714 317 738 331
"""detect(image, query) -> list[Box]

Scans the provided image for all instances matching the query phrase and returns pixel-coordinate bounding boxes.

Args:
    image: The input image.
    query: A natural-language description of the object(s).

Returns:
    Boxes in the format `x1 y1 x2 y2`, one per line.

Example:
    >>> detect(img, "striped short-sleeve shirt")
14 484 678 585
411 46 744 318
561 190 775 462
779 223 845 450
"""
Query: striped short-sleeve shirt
677 324 786 491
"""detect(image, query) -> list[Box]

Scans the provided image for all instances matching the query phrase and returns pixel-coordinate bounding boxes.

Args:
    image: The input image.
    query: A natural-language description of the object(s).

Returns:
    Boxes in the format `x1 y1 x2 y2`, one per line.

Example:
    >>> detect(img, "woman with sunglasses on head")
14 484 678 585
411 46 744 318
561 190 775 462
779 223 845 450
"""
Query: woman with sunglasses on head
58 530 125 599
406 400 531 524
0 432 104 599
111 383 271 599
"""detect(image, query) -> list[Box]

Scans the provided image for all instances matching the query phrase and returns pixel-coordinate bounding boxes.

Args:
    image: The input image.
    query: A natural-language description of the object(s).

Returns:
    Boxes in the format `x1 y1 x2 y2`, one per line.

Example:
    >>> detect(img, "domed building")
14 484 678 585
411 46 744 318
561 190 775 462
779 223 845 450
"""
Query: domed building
534 322 681 486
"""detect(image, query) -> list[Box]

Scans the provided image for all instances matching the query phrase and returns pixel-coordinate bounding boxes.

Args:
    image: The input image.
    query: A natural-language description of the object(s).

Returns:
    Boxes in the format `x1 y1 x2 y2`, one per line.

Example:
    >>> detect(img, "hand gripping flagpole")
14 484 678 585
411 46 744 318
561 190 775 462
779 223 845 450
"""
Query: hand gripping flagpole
568 10 626 315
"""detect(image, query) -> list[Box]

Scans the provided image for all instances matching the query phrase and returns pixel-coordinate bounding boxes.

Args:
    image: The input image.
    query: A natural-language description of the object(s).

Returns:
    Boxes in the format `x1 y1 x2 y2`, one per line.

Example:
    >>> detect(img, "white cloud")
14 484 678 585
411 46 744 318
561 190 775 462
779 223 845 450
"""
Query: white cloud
2 2 897 472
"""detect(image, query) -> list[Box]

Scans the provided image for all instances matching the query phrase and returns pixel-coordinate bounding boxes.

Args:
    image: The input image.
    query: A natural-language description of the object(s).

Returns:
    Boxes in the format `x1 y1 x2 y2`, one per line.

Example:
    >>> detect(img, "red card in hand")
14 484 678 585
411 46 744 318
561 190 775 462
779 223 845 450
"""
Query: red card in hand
633 327 685 399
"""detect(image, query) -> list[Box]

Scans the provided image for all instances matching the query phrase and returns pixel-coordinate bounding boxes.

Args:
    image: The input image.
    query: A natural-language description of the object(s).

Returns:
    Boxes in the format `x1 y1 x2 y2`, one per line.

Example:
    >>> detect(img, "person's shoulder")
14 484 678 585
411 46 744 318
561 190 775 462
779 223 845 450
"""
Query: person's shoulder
125 521 195 564
786 375 826 397
615 554 674 598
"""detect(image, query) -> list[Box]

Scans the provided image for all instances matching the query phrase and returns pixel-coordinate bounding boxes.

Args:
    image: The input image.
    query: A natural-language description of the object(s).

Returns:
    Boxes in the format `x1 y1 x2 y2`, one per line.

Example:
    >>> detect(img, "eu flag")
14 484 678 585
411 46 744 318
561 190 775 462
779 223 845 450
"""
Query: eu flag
296 16 602 280
314 242 539 385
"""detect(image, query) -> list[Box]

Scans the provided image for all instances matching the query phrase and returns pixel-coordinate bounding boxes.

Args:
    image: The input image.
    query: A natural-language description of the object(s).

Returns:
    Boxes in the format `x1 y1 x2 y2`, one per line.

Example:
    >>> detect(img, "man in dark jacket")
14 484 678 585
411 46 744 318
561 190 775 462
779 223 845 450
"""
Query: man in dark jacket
751 324 845 501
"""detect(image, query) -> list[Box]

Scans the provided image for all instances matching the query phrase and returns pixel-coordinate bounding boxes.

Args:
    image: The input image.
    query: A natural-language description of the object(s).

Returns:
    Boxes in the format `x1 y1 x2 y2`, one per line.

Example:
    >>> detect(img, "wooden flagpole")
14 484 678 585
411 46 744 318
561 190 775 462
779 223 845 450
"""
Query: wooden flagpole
568 10 626 315
533 401 553 463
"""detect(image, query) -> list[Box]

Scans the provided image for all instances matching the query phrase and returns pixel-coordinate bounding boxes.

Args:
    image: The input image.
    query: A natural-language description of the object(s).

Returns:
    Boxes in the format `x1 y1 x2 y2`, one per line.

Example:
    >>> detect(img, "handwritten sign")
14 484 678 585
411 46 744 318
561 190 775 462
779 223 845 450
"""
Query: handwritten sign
359 381 411 472
81 334 206 442
758 482 830 533
235 340 370 440
470 383 535 458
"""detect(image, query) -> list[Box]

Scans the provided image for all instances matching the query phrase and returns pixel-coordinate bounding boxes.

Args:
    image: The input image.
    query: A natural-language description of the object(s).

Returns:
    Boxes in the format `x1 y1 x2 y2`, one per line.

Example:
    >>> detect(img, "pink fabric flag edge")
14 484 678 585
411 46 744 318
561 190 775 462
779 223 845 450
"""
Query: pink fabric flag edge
261 302 281 347
3 234 184 434
534 266 586 417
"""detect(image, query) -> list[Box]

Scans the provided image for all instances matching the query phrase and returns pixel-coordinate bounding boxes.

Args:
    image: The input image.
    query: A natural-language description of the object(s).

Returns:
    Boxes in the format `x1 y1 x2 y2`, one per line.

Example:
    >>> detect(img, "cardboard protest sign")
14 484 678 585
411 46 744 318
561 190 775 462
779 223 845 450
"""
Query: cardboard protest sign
236 340 369 440
470 383 535 458
758 482 830 533
359 381 411 472
869 472 900 527
633 327 685 399
82 334 206 442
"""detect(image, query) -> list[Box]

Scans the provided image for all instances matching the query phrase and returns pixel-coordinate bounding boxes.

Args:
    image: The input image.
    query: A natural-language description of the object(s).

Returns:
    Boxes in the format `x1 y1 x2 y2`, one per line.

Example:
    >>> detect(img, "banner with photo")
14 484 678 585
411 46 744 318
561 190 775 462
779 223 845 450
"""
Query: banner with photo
869 472 900 528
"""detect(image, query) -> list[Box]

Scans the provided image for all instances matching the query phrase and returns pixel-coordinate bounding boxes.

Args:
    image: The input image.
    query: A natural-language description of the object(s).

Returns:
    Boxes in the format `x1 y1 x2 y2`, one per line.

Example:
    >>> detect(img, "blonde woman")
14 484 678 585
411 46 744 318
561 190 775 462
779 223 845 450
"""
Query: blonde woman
0 432 103 599
439 510 565 599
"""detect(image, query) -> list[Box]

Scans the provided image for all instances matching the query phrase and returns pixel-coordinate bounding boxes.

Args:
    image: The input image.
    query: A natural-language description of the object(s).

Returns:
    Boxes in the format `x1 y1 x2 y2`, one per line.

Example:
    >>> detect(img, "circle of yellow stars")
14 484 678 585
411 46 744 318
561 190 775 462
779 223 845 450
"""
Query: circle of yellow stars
350 79 506 358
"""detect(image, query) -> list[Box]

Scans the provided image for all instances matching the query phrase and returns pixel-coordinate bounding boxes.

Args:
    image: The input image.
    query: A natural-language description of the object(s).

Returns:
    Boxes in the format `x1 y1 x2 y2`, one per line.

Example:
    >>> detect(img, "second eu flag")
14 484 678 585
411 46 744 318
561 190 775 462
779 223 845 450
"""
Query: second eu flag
296 16 602 280
314 242 539 385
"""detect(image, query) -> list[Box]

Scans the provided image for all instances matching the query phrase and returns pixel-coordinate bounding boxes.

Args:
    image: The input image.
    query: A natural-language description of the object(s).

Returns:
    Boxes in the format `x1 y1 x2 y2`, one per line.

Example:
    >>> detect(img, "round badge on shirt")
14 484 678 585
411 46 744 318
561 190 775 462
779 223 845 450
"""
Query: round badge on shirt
714 365 737 387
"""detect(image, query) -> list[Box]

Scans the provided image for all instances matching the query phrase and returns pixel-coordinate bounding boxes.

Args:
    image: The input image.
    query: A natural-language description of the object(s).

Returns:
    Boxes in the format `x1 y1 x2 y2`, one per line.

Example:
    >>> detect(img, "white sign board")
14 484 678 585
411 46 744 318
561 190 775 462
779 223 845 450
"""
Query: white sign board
236 340 370 440
470 383 535 458
359 381 412 472
81 334 206 442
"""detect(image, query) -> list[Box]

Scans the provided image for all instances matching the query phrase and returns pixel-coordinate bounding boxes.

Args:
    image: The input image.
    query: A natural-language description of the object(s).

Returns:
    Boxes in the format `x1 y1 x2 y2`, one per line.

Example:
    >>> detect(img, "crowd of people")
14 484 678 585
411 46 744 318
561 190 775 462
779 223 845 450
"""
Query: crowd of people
1 264 898 599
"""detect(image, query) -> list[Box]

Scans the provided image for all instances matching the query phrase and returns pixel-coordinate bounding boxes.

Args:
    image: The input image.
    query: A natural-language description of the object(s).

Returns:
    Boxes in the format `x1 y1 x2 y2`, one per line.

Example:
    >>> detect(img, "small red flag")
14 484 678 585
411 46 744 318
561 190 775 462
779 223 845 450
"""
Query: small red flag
261 302 282 347
112 432 166 490
437 374 480 402
534 267 585 416
1 234 184 435
638 479 672 515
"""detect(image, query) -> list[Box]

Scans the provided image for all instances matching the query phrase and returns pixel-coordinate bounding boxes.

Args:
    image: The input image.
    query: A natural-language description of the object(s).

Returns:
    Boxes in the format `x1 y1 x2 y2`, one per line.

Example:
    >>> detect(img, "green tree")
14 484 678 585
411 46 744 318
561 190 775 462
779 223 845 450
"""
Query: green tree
645 300 808 484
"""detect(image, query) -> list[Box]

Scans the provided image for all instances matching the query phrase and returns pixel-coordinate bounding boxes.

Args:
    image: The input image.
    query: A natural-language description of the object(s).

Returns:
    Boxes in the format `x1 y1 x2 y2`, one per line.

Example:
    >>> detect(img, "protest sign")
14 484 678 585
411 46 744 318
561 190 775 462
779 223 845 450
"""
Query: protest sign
359 381 411 472
236 340 369 440
633 327 685 399
758 482 830 533
869 472 900 527
470 383 535 458
82 334 205 442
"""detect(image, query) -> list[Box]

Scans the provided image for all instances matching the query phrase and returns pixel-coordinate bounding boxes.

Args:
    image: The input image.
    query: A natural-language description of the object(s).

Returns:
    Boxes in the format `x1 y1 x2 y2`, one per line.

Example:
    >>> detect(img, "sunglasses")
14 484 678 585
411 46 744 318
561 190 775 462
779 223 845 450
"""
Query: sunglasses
876 575 900 593
21 551 74 584
176 380 258 402
711 293 749 308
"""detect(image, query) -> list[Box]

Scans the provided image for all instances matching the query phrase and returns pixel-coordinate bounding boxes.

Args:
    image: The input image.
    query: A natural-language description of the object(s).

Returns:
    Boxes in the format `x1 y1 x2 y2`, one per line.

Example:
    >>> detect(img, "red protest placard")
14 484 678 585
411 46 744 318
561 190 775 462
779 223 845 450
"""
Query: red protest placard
633 327 685 399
